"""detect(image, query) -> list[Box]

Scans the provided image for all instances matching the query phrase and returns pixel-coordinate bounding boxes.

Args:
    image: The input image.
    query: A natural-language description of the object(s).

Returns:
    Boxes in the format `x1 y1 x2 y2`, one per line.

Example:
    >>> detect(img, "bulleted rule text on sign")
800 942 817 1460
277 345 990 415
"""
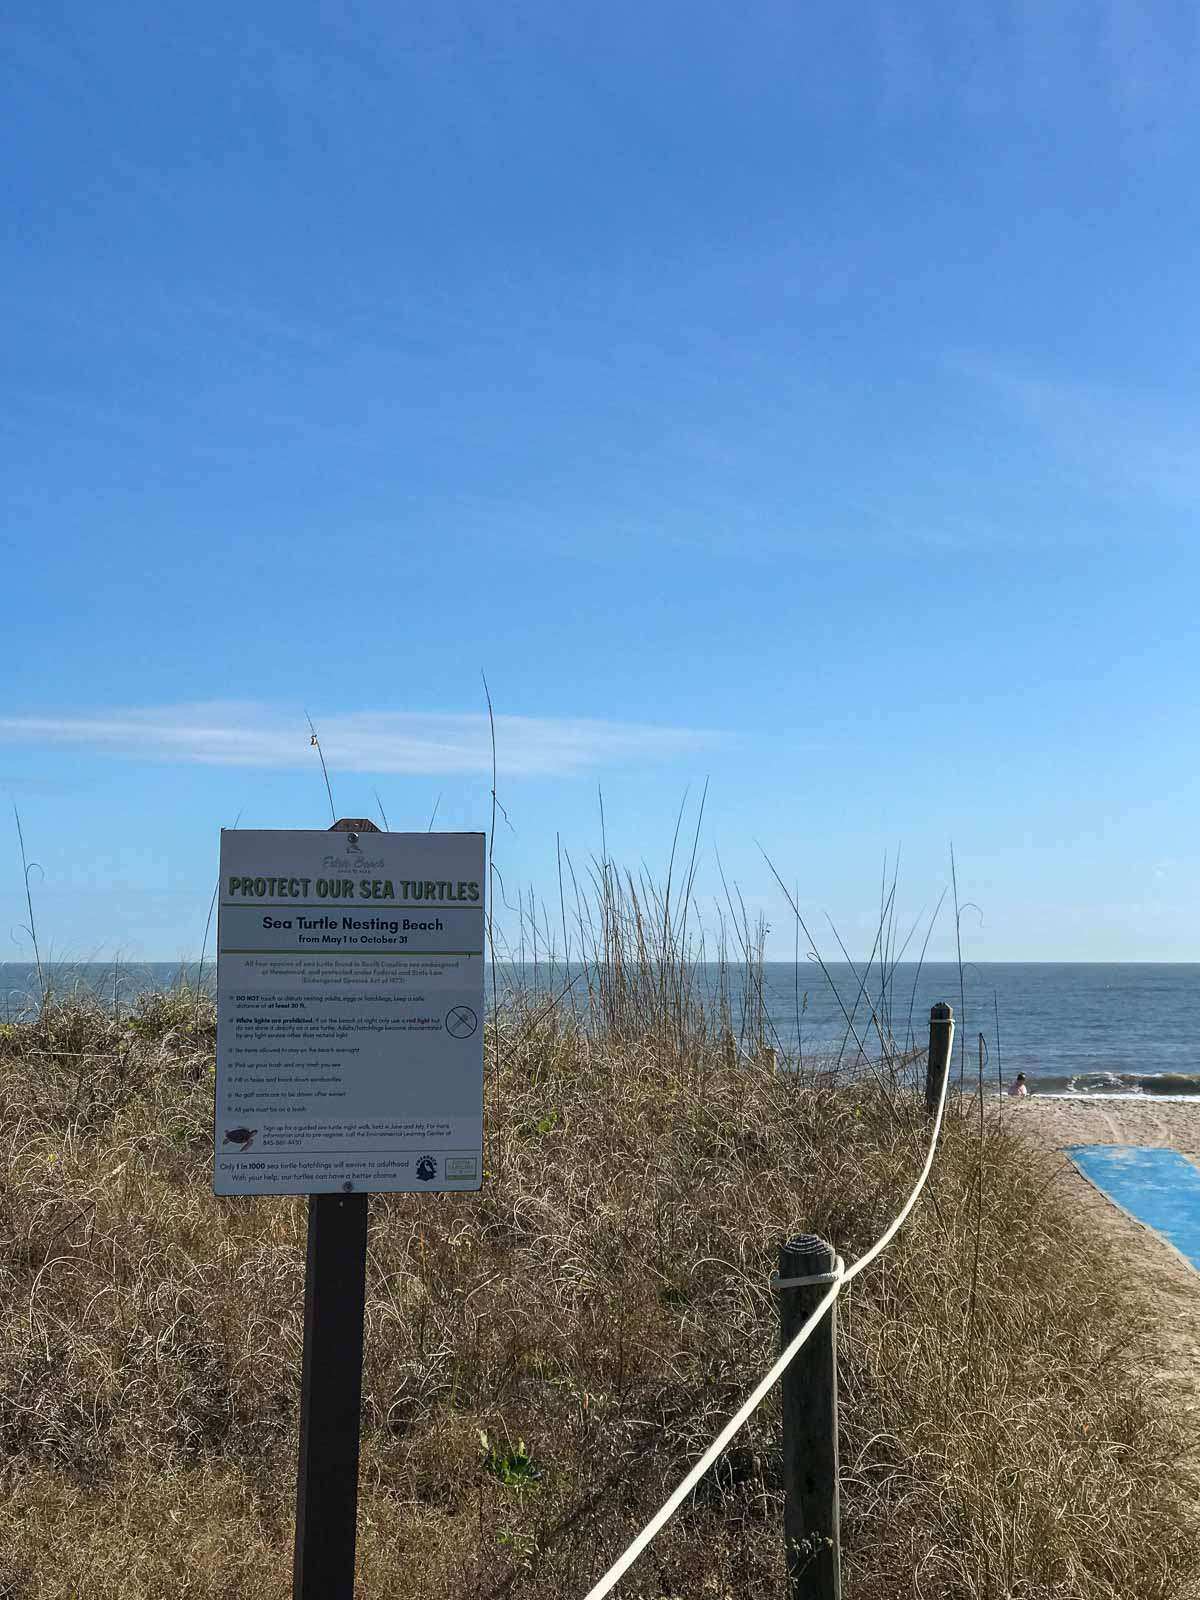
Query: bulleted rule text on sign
214 829 485 1195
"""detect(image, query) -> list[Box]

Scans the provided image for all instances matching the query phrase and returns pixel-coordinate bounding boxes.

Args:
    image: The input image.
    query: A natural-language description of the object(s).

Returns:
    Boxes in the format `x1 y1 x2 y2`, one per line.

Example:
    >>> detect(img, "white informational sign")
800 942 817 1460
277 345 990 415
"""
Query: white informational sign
214 828 485 1196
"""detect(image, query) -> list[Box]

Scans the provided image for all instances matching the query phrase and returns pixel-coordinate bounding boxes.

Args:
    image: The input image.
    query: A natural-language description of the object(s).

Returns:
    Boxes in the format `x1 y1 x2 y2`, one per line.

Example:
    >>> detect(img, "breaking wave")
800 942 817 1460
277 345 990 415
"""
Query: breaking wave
1020 1070 1200 1098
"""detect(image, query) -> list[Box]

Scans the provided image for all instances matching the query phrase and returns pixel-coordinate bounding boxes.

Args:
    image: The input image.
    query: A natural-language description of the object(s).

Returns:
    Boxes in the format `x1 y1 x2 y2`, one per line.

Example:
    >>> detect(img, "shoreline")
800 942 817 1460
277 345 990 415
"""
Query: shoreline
998 1090 1200 1102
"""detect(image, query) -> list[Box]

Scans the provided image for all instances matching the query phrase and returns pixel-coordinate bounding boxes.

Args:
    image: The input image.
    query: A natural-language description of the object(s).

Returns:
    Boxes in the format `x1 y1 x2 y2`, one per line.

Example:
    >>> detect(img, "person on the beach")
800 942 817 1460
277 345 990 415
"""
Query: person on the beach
1008 1073 1028 1098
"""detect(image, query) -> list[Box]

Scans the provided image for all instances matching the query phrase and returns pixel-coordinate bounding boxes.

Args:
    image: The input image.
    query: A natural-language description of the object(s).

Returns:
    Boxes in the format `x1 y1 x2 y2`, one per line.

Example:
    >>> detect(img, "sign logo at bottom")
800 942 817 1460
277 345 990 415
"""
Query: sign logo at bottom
416 1155 438 1182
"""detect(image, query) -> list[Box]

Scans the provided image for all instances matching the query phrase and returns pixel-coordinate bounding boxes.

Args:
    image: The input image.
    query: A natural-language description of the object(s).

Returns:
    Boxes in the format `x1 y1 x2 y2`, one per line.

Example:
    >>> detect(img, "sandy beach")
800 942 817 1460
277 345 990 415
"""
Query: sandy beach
1009 1096 1200 1474
1009 1094 1200 1161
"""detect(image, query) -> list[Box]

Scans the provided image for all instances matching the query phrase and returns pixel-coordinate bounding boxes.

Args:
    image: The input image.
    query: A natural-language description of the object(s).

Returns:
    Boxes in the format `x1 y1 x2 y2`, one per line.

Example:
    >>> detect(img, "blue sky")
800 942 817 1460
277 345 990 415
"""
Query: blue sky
2 0 1198 964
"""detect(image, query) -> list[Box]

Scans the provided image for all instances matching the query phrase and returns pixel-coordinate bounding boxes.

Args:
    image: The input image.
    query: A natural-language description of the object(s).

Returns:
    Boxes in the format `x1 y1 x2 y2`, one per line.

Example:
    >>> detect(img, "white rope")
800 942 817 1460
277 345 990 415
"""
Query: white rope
771 1268 841 1290
583 1041 953 1600
842 1051 951 1289
582 1260 845 1600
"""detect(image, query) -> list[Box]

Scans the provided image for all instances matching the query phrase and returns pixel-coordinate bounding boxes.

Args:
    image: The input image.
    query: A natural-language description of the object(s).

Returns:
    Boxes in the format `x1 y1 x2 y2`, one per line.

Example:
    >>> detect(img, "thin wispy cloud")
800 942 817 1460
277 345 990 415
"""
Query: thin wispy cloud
0 703 723 778
867 0 1195 125
950 353 1200 507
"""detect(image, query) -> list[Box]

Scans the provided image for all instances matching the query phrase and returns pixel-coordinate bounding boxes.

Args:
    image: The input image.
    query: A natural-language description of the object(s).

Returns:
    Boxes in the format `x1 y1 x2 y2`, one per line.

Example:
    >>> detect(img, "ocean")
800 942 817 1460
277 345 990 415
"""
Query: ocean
2 960 1197 1097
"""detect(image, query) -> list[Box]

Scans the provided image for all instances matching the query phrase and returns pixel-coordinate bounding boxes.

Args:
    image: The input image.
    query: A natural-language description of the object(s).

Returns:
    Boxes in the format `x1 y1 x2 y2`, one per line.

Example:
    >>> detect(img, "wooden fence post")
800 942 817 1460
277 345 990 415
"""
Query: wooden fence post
778 1234 841 1600
925 1001 954 1117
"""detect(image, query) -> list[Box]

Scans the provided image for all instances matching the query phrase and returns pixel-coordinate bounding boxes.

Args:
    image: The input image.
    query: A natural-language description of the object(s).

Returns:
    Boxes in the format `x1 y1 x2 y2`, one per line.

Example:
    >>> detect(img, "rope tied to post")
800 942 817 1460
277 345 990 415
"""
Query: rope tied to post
772 1267 843 1290
582 1004 955 1600
581 1257 848 1600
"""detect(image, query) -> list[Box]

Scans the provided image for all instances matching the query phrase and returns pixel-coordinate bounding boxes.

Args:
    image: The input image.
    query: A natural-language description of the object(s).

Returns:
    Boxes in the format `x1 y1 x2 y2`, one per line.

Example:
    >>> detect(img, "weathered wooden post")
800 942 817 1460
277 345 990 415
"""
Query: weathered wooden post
778 1234 841 1599
925 1001 954 1117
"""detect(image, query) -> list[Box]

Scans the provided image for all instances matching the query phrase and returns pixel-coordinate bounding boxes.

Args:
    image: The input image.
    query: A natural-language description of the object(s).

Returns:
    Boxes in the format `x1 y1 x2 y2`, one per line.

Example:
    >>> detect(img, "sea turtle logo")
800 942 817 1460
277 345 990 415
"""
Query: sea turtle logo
223 1127 258 1150
416 1155 437 1183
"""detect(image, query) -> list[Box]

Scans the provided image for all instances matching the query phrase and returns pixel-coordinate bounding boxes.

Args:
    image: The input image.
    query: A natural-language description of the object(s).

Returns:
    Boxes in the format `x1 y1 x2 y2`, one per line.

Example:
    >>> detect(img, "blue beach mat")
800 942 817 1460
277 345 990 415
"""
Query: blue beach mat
1064 1146 1200 1274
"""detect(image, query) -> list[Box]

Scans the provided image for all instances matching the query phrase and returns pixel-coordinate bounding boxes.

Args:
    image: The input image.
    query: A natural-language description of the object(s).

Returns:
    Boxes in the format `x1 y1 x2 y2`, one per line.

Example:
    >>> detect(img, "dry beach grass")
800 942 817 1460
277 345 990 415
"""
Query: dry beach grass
1 982 1197 1600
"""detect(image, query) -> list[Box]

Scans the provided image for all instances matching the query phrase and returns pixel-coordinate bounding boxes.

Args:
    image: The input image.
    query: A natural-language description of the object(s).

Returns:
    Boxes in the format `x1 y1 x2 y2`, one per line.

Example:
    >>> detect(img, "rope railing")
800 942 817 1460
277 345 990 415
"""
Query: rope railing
584 1019 954 1600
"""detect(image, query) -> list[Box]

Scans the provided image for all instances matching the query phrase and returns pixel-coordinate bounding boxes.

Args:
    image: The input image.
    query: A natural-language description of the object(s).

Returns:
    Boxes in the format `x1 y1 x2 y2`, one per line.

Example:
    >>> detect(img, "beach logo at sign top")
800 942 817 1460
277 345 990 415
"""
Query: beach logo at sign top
345 832 362 853
321 849 384 873
416 1155 438 1183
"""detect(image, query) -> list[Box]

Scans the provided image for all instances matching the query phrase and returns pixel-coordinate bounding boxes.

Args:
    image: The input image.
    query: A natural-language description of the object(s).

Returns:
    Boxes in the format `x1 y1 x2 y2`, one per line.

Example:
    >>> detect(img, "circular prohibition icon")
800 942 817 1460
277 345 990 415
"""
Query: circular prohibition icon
445 1004 479 1039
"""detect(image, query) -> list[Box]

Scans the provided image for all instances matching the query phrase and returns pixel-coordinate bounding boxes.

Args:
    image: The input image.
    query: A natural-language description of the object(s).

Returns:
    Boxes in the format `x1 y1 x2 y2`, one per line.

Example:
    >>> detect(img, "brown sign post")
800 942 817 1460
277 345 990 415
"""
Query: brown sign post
292 817 381 1600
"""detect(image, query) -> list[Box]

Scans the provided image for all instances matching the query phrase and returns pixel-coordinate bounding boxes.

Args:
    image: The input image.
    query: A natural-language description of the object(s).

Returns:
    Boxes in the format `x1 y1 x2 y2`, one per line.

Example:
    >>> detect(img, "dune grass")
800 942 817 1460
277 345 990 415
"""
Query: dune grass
0 971 1196 1600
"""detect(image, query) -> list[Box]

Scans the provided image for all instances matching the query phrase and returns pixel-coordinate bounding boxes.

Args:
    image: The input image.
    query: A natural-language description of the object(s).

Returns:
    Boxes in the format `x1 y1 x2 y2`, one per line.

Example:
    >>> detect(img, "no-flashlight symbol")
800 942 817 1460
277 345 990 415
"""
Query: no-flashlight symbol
445 1005 478 1039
